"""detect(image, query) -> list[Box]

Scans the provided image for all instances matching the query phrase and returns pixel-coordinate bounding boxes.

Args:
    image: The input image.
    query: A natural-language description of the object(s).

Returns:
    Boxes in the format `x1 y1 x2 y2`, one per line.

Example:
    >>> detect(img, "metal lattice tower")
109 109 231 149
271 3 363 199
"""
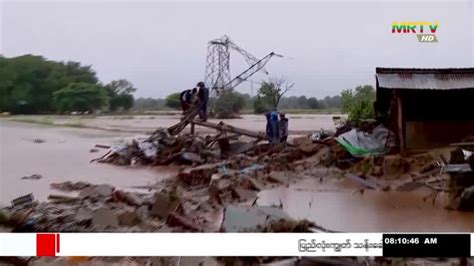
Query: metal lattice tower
204 35 282 94
205 36 232 93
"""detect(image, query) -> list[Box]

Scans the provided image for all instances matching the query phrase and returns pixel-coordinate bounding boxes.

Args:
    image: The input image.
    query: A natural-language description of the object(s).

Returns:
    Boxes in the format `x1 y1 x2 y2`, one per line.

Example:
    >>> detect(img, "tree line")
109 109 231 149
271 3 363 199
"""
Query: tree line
134 92 342 112
0 55 136 114
0 54 375 121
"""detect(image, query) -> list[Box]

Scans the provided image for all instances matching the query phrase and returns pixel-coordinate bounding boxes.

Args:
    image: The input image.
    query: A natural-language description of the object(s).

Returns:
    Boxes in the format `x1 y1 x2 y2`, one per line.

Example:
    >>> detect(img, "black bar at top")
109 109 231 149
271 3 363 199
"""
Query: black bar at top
382 234 470 257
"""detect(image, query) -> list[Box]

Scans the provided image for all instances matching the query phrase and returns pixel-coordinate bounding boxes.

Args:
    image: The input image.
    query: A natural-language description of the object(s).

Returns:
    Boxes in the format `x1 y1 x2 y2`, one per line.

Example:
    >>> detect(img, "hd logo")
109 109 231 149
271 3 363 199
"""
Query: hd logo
392 21 438 43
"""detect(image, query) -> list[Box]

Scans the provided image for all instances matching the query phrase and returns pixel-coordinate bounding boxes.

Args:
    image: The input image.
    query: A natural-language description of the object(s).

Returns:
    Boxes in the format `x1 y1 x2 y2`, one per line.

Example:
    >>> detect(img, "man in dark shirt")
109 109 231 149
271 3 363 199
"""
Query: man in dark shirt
180 88 198 114
278 112 289 143
196 81 209 121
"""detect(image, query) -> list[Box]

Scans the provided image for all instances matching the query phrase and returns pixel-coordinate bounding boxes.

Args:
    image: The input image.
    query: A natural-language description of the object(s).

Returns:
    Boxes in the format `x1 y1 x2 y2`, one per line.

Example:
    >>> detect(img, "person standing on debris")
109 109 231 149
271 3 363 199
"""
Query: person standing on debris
265 111 280 144
265 112 272 142
180 88 198 114
180 89 191 113
197 81 209 121
278 112 289 143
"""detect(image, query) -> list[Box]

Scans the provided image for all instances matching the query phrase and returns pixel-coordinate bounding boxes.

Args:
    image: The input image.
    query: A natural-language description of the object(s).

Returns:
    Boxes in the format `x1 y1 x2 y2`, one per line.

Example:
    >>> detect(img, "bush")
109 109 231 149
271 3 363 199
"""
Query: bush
53 82 108 113
214 91 245 118
110 94 134 112
340 85 375 123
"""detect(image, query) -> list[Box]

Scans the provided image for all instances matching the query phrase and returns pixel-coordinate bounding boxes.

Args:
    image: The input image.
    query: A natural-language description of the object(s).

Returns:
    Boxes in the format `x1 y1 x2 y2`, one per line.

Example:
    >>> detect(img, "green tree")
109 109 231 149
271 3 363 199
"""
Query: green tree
105 79 136 111
297 96 309 109
253 96 267 114
255 76 294 112
53 83 108 113
165 92 182 110
214 90 245 118
307 97 320 109
106 79 136 95
0 55 99 114
110 94 134 111
340 85 375 122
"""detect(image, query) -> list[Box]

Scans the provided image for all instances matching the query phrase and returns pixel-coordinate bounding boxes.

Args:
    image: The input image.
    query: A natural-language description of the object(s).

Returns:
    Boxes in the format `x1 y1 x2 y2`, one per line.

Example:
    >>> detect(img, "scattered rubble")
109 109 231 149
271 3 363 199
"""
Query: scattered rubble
92 207 119 228
5 119 461 235
220 206 322 233
256 219 316 233
4 116 470 265
150 192 182 219
11 193 34 207
51 181 92 192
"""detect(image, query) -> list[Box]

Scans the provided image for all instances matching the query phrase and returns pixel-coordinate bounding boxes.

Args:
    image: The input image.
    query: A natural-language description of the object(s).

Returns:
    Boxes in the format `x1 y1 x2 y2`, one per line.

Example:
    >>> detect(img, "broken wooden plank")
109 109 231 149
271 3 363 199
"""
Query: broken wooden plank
48 194 81 204
167 105 200 135
11 194 34 207
94 144 111 149
444 164 472 173
450 141 474 147
191 120 265 139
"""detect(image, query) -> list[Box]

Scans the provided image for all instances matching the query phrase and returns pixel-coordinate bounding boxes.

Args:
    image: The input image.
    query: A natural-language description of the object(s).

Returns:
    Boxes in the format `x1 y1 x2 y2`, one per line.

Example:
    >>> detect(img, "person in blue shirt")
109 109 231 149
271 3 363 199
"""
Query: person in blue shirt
265 111 280 144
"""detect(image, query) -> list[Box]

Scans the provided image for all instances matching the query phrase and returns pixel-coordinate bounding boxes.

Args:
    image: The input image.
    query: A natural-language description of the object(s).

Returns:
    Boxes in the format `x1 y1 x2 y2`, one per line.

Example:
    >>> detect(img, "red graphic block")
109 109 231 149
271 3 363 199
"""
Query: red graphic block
36 234 56 256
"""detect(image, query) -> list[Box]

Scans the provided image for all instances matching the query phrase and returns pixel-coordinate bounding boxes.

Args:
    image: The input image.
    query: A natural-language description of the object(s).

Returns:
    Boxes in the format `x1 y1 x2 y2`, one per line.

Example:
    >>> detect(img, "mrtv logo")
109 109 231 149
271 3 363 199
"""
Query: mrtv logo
392 21 438 43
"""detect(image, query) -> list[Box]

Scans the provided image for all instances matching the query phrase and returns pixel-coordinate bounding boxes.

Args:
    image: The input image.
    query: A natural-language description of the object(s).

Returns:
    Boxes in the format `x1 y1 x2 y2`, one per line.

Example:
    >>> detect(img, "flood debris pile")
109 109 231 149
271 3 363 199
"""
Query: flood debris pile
1 179 325 237
1 182 207 233
93 117 458 200
94 111 334 169
94 129 215 166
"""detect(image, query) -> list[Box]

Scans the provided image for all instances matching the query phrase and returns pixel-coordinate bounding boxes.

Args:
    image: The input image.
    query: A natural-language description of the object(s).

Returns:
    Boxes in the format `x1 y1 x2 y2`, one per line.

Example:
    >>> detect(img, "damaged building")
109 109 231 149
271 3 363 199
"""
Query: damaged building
375 68 474 152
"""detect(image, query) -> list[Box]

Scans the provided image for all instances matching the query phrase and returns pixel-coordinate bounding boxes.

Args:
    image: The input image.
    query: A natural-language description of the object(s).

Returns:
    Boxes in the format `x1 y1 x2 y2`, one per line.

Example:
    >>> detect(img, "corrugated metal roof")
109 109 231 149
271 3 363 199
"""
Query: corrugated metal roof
376 73 474 90
376 67 474 74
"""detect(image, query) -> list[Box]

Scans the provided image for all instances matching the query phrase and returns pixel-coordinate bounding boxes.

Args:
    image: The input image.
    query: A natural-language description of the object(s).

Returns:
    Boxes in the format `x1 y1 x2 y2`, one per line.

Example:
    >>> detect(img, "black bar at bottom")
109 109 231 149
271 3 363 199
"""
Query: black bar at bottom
383 234 470 257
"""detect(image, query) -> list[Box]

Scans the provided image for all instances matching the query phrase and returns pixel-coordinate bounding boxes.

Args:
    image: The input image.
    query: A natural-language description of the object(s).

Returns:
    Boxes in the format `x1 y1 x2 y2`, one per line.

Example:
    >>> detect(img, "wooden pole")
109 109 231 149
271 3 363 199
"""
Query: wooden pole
396 91 405 153
191 120 265 139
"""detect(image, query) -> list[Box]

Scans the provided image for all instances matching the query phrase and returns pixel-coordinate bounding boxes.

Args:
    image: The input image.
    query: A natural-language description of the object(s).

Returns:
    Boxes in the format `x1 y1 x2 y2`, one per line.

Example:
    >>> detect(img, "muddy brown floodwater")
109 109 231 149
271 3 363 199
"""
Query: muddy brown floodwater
1 114 336 204
258 177 474 232
2 115 474 232
10 114 339 134
0 120 178 204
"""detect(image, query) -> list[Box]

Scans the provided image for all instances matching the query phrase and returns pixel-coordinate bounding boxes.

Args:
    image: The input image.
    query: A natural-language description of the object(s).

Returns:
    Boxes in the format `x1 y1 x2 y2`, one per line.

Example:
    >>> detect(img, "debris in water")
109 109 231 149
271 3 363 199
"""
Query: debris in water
50 181 92 192
21 174 42 180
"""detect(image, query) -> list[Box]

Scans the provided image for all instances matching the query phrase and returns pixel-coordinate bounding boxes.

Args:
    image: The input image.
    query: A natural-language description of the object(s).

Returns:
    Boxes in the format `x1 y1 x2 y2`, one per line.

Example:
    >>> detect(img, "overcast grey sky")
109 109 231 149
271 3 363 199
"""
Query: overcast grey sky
2 1 473 98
